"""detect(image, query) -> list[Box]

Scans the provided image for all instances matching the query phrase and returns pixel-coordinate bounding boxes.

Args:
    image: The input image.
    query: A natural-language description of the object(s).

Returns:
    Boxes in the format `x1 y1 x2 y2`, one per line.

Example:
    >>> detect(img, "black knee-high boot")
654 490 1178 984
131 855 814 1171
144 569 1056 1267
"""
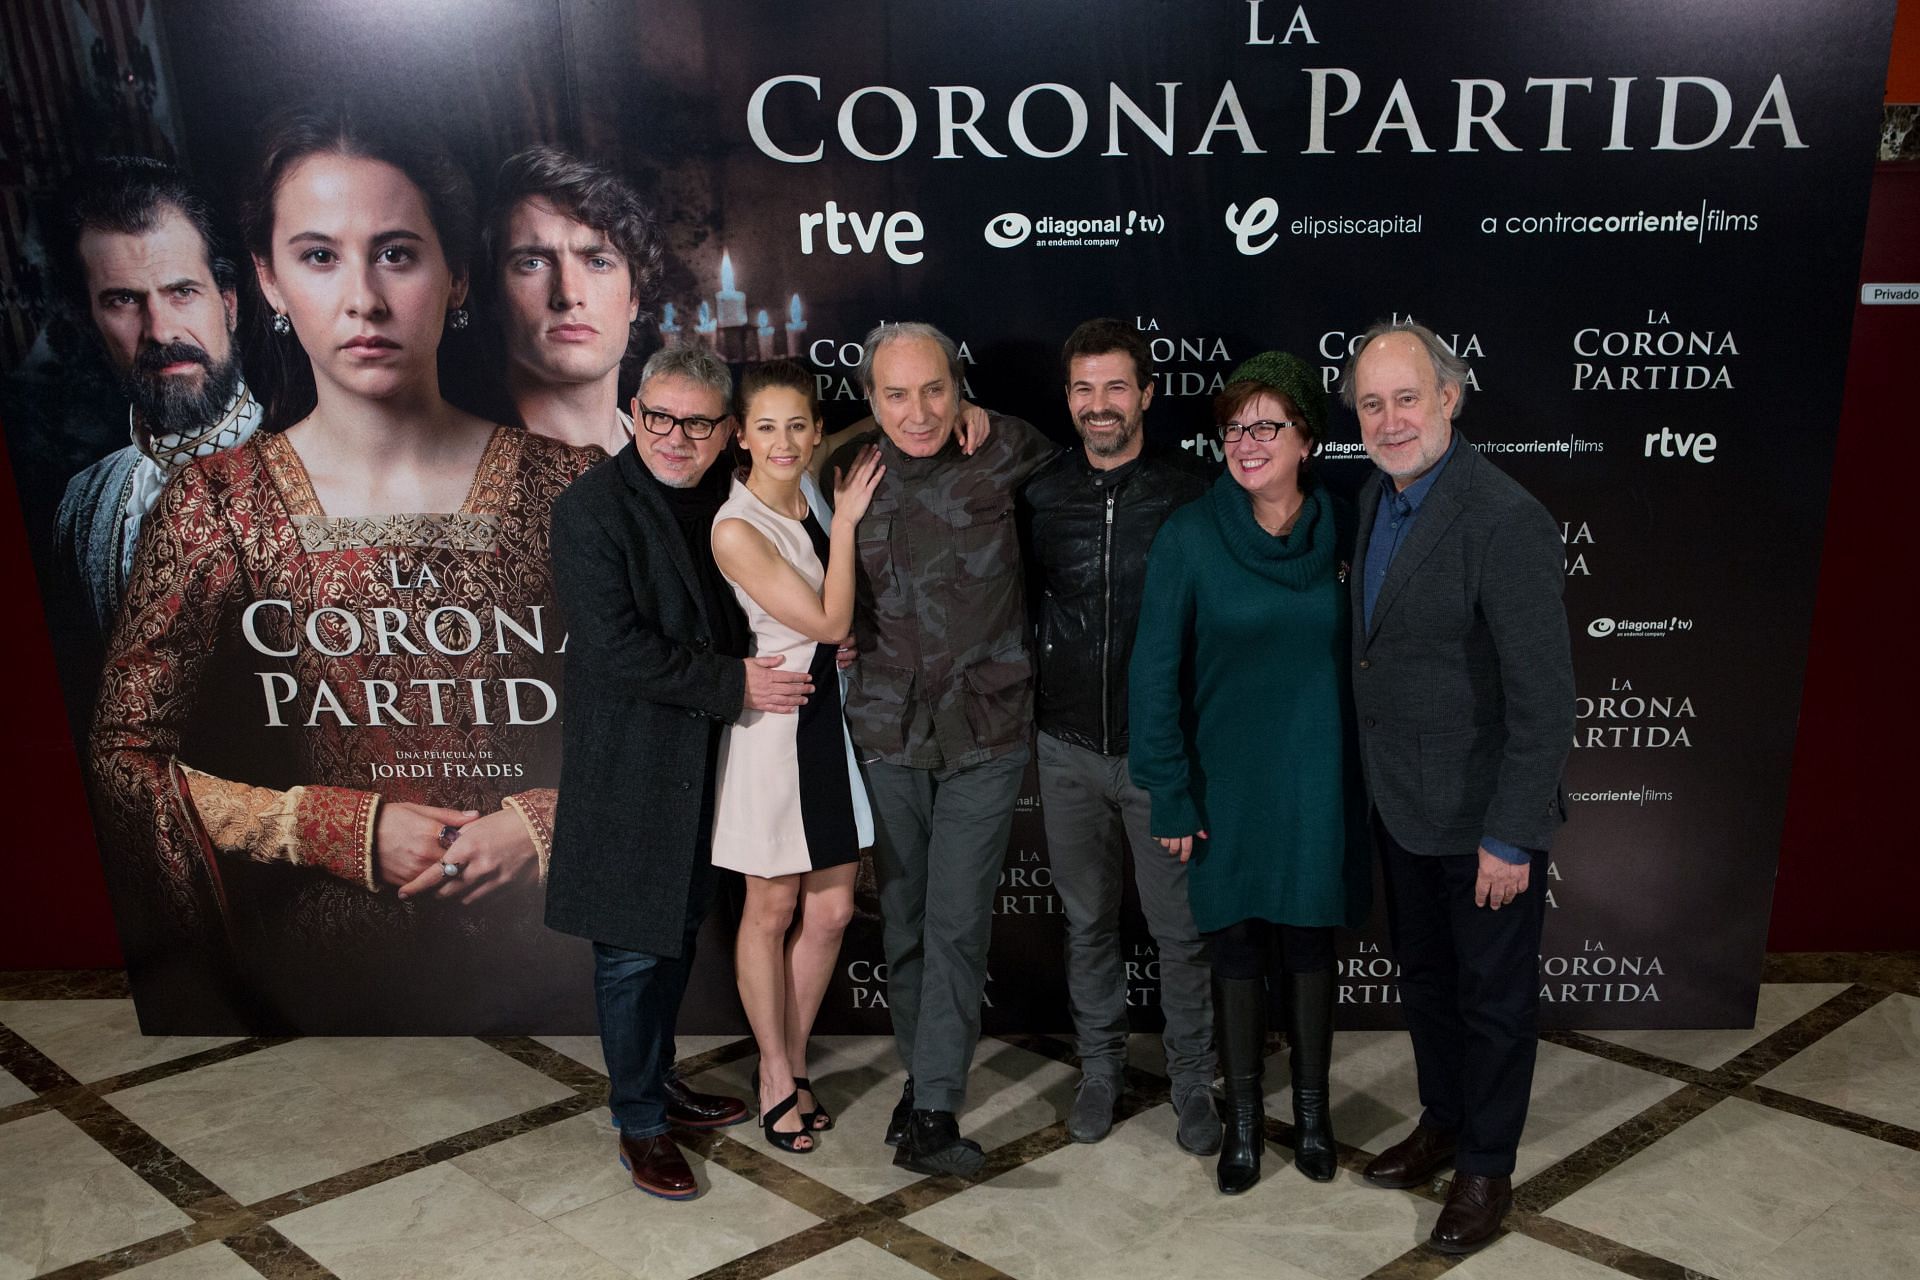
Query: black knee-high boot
1287 968 1337 1181
1213 974 1266 1195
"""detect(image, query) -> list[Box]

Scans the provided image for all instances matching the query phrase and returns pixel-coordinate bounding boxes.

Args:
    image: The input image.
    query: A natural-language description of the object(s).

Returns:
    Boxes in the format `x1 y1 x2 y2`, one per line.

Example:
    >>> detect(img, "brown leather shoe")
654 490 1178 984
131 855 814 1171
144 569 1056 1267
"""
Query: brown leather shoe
617 1132 699 1199
1361 1123 1457 1189
663 1076 749 1129
1429 1173 1512 1254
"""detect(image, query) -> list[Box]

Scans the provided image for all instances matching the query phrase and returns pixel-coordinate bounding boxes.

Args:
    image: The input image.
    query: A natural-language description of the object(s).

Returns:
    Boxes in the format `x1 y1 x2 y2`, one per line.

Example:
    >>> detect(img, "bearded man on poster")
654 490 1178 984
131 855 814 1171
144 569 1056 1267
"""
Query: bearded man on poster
828 322 1058 1177
1343 320 1574 1254
546 345 811 1199
53 158 262 645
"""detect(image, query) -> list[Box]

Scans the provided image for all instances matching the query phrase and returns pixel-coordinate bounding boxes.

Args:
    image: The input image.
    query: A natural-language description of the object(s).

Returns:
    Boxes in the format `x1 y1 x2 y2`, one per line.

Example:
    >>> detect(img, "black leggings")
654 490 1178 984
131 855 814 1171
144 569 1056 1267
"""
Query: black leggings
1207 919 1335 980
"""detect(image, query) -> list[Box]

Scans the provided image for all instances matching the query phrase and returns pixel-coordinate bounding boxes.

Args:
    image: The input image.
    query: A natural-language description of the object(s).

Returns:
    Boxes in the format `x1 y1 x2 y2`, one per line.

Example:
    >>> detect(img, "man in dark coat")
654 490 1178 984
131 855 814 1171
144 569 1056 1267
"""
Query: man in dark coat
547 344 812 1199
1018 318 1216 1152
1343 321 1574 1254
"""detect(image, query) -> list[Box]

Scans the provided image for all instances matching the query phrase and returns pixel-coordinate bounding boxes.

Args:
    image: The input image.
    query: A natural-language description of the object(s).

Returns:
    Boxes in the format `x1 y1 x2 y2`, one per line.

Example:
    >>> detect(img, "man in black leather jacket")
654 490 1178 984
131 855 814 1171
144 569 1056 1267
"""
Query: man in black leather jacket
1018 319 1218 1152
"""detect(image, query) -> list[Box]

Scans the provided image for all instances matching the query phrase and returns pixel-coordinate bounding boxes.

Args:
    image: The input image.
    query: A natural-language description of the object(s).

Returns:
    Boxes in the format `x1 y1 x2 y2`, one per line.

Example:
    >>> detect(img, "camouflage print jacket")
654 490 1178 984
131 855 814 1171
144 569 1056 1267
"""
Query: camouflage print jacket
829 414 1059 769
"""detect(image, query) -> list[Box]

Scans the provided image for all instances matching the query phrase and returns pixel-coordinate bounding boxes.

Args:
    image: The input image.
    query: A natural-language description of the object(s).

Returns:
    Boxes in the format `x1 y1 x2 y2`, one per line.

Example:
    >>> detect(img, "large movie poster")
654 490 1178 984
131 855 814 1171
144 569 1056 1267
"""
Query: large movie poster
0 1 1894 1033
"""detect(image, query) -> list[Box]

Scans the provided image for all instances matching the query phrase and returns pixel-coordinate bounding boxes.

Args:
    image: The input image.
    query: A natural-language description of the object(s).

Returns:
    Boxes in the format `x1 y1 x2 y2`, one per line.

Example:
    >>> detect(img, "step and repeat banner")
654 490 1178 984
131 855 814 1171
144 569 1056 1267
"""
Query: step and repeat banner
0 1 1894 1032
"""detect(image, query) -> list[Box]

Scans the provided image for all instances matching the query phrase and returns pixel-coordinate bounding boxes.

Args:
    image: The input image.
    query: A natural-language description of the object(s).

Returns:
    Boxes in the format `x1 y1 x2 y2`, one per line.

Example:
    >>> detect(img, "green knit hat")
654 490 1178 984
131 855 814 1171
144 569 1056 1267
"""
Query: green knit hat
1223 350 1327 438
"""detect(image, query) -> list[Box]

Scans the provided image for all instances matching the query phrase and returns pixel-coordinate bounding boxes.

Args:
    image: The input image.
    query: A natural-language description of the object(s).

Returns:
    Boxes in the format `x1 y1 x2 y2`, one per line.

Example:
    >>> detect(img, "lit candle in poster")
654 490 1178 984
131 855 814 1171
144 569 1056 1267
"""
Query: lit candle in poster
715 251 748 329
695 299 716 346
785 294 807 358
658 301 681 346
755 309 776 362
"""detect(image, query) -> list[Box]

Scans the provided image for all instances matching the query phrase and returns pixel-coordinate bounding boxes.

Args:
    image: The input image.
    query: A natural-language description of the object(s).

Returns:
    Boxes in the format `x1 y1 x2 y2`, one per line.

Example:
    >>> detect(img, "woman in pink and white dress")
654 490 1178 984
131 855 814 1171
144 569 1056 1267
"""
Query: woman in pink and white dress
710 359 882 1153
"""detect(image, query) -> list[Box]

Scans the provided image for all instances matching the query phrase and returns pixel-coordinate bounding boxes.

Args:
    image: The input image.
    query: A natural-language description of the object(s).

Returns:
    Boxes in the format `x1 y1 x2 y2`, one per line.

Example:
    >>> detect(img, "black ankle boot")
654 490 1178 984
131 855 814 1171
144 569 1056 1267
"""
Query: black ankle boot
1287 968 1337 1181
1213 973 1266 1195
883 1076 915 1148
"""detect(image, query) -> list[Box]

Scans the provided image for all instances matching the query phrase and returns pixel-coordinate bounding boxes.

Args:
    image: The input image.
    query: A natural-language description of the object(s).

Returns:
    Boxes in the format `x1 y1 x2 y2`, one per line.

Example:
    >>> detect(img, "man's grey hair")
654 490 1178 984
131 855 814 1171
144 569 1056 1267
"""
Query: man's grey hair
1337 319 1470 419
639 343 733 402
857 321 964 397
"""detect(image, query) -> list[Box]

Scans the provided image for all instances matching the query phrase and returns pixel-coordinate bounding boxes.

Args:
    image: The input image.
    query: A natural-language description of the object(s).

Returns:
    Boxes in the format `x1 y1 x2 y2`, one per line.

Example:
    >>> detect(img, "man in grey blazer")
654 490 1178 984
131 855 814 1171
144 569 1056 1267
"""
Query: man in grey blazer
547 345 813 1199
1342 321 1574 1254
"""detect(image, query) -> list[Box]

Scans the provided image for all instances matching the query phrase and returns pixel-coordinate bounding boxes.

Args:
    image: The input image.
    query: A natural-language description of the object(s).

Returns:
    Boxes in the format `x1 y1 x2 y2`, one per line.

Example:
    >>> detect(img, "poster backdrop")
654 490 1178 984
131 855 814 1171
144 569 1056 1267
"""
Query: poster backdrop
0 1 1894 1033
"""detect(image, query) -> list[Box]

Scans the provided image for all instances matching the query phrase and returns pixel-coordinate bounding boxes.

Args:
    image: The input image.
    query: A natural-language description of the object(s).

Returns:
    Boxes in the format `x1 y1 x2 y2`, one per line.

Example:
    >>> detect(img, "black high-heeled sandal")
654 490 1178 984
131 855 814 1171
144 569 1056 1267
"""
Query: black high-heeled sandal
794 1076 834 1131
761 1091 814 1153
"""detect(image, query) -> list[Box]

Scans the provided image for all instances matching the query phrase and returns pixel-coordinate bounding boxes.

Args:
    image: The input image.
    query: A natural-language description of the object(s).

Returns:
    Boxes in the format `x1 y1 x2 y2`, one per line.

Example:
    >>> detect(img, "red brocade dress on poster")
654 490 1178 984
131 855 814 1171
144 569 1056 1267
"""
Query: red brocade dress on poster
90 426 602 1032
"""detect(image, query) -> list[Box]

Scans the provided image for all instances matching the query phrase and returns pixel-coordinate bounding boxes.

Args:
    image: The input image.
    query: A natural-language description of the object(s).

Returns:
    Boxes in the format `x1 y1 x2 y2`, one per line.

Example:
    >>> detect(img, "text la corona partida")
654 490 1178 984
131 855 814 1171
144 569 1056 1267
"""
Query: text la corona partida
239 591 564 730
747 67 1807 163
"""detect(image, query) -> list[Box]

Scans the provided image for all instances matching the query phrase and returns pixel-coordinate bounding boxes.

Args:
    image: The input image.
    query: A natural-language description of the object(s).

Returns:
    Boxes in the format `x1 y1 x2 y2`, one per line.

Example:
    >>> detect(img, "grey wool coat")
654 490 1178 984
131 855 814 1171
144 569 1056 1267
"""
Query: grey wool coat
1350 433 1575 858
546 444 746 955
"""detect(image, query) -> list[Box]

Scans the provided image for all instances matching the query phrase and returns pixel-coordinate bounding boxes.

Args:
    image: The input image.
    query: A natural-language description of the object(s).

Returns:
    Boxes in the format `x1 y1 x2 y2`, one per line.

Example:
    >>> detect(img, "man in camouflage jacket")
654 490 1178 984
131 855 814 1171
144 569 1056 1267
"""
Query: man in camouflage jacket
828 322 1057 1177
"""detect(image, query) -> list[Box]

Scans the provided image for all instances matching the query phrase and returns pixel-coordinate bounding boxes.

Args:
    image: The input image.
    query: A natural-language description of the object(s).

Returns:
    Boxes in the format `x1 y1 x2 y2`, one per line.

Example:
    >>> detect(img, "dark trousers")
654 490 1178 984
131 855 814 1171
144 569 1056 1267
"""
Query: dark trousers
1036 732 1213 1093
593 858 715 1139
867 744 1030 1114
1376 813 1544 1178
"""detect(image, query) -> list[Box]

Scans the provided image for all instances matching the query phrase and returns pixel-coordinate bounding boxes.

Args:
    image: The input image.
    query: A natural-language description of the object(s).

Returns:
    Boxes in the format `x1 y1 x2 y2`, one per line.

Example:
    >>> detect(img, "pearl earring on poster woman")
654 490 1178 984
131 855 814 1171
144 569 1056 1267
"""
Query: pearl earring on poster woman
271 312 291 336
448 308 470 331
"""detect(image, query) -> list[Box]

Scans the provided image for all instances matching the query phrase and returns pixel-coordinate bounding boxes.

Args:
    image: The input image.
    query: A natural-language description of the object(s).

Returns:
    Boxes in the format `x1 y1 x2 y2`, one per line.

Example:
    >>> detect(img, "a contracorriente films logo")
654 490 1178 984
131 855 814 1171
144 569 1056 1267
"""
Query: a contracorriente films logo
983 209 1167 249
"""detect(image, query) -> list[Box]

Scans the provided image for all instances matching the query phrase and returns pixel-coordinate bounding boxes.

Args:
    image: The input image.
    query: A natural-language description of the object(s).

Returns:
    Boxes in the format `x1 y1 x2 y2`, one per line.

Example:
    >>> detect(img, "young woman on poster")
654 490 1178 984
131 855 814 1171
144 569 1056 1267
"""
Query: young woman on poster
709 360 882 1151
89 105 601 1031
1128 352 1372 1194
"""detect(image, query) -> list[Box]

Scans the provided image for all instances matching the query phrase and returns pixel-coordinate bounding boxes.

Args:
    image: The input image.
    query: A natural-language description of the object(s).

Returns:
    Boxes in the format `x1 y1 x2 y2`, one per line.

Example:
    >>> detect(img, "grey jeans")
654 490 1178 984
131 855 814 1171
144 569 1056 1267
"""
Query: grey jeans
1036 731 1214 1093
867 744 1031 1114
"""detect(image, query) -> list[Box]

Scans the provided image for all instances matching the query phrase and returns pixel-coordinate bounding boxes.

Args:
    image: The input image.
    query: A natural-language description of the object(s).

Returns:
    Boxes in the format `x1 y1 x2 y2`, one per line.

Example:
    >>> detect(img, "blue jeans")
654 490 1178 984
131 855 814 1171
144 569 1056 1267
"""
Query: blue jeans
593 859 713 1139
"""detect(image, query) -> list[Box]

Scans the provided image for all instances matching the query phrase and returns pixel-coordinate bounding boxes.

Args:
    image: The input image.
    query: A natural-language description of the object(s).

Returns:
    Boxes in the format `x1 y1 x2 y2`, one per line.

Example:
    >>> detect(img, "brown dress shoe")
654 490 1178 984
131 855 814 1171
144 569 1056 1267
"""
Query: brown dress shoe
1361 1124 1457 1189
618 1132 699 1199
663 1076 749 1129
1430 1173 1512 1254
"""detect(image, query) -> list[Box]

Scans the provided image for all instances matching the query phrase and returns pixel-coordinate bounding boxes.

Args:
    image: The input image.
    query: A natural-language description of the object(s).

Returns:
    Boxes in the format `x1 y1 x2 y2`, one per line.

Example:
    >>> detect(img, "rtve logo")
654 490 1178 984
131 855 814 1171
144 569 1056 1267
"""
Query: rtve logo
798 201 925 265
1644 426 1716 462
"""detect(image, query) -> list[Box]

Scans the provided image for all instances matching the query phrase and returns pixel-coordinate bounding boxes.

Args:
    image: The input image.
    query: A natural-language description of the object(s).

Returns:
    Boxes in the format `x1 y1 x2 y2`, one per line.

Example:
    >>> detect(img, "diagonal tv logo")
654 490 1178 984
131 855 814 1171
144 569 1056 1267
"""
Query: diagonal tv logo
985 212 1032 247
1589 615 1693 638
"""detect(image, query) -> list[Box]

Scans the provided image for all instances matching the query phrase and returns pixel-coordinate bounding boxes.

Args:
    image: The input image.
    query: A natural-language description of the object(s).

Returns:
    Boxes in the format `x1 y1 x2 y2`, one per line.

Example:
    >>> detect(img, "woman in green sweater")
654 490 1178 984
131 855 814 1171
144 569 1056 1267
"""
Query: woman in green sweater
1128 351 1371 1195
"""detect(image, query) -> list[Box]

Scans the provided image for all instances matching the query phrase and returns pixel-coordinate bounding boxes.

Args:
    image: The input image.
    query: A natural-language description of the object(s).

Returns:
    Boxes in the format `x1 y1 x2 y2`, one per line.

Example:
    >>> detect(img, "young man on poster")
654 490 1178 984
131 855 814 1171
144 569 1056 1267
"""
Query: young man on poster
53 158 262 644
484 147 659 455
1342 321 1573 1254
485 145 841 517
546 345 811 1199
829 322 1058 1177
1017 319 1218 1150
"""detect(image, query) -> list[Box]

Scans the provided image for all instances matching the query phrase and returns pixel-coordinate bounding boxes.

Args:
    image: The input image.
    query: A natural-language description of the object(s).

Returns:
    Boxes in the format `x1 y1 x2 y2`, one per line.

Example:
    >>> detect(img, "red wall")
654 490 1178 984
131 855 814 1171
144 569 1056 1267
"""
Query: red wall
1891 0 1920 99
0 432 119 967
1767 162 1920 951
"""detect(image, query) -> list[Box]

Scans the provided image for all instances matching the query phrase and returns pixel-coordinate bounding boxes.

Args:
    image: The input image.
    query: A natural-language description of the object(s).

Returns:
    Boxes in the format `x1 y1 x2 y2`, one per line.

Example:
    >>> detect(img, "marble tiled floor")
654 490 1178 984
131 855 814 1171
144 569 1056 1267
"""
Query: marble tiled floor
1 954 1915 1280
